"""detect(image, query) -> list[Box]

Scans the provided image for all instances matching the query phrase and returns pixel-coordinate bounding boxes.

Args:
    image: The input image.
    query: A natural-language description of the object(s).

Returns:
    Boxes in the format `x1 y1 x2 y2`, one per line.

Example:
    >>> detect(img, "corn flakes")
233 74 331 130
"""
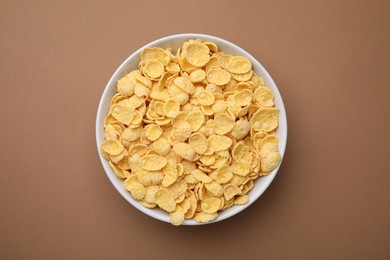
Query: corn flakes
100 39 282 225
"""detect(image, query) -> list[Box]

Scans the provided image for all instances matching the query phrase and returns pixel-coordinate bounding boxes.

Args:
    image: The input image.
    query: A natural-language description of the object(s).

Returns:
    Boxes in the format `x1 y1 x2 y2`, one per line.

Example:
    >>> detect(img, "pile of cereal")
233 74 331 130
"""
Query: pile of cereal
100 39 281 225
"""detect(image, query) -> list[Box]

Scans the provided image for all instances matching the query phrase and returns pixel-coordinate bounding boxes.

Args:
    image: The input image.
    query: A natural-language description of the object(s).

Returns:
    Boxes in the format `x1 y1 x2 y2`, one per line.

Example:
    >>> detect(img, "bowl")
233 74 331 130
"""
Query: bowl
96 33 287 225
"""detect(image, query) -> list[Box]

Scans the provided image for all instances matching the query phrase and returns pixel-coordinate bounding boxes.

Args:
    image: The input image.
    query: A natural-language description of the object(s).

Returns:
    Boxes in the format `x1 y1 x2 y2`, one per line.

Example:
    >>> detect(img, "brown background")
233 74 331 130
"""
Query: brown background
1 0 389 259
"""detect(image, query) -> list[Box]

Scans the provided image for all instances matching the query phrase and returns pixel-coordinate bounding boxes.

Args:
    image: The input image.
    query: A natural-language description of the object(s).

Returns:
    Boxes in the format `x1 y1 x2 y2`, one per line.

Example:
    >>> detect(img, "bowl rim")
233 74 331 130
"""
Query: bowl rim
96 33 287 225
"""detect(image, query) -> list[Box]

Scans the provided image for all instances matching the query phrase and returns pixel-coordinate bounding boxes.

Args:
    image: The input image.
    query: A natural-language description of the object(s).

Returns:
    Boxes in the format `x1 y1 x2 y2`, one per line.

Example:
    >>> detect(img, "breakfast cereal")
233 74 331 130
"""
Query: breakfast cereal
100 39 281 225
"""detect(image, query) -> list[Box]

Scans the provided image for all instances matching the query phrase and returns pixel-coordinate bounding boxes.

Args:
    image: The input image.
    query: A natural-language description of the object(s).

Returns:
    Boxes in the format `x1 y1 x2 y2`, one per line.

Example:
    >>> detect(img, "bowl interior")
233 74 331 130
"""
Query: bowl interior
96 33 287 225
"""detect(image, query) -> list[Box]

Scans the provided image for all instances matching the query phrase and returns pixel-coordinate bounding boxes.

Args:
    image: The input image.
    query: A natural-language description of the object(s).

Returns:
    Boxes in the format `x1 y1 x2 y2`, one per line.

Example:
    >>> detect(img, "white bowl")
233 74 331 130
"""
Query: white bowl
96 33 287 225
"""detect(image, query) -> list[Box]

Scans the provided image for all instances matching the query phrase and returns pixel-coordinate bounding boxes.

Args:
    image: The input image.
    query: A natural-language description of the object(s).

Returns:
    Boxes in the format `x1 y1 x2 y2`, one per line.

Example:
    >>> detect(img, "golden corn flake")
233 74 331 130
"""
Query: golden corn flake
204 181 223 197
140 154 167 171
137 169 154 187
211 100 227 114
233 89 253 107
236 105 250 118
206 84 223 94
208 135 233 151
204 41 218 53
144 185 159 204
162 164 178 188
224 184 242 200
181 103 193 111
172 142 196 161
153 101 165 116
109 161 126 179
167 180 187 198
257 135 278 153
182 161 197 174
125 181 146 200
151 137 171 156
131 110 143 125
218 54 232 69
233 195 249 205
198 91 215 106
175 194 185 204
124 174 138 186
135 74 152 88
250 107 279 132
156 118 171 126
144 59 165 79
140 201 156 208
232 142 248 161
184 175 198 186
155 188 176 212
225 56 252 74
260 142 281 173
231 161 250 176
186 43 210 67
171 121 193 142
134 84 150 97
199 155 215 166
205 56 219 72
191 169 213 184
150 171 164 184
231 69 253 82
176 93 190 105
213 113 235 135
155 74 170 93
110 104 135 125
176 163 184 177
141 47 170 65
180 58 199 73
101 140 125 155
185 193 197 219
166 62 181 73
230 118 251 140
207 67 231 86
201 197 221 213
188 133 208 154
163 99 180 118
100 39 282 225
127 95 144 108
129 144 149 157
117 156 131 170
144 124 163 141
252 130 268 144
104 115 117 128
174 76 196 95
110 149 128 164
254 86 274 107
171 111 188 127
194 212 218 223
185 110 205 131
229 175 246 187
190 69 206 83
117 76 134 96
201 105 214 116
170 208 185 226
236 81 253 91
212 166 233 184
104 124 119 140
179 199 191 213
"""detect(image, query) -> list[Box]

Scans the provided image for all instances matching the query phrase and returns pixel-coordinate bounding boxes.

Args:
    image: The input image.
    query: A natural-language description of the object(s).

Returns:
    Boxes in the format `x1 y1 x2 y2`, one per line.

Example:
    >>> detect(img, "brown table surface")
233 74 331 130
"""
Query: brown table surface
1 0 389 259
